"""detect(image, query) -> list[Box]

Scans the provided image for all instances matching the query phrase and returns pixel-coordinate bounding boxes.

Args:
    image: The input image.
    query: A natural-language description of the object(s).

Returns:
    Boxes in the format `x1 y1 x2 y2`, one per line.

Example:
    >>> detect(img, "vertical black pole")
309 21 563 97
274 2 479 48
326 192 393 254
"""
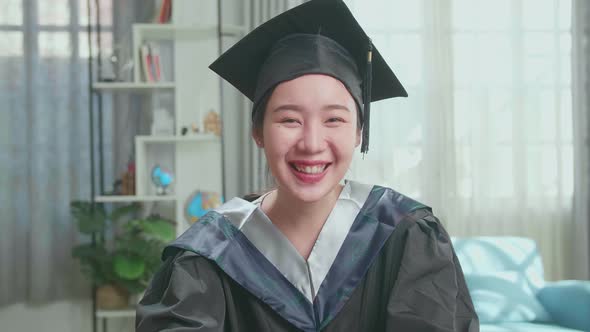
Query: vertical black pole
85 0 97 331
95 0 105 195
218 0 227 200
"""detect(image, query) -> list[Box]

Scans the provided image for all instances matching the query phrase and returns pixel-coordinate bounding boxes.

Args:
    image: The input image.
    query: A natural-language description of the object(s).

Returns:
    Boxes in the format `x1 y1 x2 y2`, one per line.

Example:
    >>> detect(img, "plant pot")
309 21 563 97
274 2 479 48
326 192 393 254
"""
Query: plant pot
96 284 130 310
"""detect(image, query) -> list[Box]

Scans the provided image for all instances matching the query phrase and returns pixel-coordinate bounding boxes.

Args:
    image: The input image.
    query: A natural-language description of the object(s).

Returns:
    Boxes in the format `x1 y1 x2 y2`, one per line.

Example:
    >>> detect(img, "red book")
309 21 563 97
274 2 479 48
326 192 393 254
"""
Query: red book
158 0 172 24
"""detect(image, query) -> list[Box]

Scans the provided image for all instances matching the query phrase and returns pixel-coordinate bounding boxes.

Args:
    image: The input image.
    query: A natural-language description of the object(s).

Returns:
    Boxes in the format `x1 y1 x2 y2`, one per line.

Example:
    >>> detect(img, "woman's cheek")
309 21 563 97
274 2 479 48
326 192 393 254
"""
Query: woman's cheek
331 127 358 145
272 125 301 141
264 129 293 154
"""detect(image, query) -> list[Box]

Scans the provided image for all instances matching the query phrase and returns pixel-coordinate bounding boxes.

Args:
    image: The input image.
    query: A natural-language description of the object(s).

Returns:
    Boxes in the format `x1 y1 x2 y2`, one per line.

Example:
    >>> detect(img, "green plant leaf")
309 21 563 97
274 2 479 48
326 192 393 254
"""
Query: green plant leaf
122 218 141 233
71 243 112 284
113 253 145 280
71 243 108 259
71 201 107 234
115 235 153 257
109 203 140 223
140 218 176 243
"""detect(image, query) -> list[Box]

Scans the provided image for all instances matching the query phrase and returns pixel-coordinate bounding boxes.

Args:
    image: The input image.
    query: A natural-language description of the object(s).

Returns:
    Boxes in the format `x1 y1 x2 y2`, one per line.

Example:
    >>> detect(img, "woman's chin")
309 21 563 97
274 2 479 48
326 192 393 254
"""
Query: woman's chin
281 175 342 203
291 190 329 203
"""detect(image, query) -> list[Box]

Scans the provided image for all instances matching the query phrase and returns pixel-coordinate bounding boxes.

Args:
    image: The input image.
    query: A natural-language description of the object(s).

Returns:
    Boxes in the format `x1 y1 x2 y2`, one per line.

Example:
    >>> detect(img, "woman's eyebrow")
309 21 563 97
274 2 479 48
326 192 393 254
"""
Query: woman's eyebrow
322 104 351 112
272 104 303 113
271 104 351 113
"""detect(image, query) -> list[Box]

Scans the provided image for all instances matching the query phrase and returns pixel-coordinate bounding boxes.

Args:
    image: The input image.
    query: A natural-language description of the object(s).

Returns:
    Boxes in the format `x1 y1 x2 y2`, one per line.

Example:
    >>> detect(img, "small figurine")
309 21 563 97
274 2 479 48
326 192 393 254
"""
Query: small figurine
151 108 174 136
203 110 222 136
119 160 135 195
191 122 200 133
121 171 135 195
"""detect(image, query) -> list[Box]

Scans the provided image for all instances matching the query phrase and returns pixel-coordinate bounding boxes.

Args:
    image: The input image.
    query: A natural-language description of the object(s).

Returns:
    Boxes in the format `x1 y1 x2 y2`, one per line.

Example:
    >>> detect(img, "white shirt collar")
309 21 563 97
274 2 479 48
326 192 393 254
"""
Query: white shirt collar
215 180 374 302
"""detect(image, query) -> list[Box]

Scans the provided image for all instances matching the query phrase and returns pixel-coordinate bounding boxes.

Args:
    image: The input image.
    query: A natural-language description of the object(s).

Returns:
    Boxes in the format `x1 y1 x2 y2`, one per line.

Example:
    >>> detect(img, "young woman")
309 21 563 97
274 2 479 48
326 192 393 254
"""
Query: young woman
136 1 479 331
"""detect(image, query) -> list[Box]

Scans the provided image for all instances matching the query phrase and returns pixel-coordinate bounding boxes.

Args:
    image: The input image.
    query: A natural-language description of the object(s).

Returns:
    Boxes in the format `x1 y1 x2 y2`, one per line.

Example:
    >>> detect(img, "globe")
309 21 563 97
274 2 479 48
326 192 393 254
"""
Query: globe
184 190 223 224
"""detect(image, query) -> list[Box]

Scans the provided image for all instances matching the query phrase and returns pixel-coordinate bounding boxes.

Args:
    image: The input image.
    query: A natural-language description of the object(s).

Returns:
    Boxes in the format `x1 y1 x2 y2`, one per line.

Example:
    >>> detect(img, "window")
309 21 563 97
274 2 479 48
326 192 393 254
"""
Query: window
346 0 572 206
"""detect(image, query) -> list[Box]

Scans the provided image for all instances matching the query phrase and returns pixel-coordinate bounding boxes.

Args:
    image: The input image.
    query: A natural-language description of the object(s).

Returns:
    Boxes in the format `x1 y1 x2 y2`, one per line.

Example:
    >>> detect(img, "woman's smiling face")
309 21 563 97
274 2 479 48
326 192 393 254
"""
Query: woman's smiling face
255 74 360 203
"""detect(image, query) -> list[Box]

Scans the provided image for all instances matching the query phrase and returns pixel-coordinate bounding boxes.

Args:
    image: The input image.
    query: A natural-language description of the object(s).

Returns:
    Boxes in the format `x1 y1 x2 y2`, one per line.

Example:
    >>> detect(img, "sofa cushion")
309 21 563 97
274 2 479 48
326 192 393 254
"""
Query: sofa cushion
537 280 590 331
465 271 551 323
481 322 585 332
452 237 546 290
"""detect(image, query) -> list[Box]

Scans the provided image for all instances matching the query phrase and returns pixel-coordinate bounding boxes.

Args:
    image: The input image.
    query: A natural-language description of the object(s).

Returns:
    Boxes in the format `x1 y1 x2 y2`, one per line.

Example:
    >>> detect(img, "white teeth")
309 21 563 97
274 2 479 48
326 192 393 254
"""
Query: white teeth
294 164 326 174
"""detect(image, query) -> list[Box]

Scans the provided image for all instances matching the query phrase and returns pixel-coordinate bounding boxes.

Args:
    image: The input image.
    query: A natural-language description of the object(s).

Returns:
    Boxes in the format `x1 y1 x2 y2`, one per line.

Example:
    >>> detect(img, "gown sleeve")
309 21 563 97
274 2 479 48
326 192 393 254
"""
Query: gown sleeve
385 214 479 332
136 250 226 332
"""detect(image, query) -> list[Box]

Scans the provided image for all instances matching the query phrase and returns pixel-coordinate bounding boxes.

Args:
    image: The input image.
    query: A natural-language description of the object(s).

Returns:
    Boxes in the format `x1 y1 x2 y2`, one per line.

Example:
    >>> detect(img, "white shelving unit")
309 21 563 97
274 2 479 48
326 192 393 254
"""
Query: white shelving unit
90 0 245 327
95 195 178 203
94 3 227 228
96 309 136 319
133 133 223 236
92 82 175 91
130 23 245 39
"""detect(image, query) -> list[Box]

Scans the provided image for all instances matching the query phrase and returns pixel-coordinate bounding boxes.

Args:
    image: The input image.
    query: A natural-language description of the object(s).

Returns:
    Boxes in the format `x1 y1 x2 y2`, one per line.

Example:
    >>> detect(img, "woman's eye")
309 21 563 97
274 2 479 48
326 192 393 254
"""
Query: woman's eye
326 117 344 123
281 118 300 124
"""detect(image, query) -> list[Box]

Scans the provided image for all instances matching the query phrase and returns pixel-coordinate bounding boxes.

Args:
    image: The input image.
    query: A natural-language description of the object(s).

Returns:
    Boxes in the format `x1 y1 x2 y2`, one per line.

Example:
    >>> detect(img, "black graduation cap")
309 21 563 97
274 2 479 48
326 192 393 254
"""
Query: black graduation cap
209 0 407 153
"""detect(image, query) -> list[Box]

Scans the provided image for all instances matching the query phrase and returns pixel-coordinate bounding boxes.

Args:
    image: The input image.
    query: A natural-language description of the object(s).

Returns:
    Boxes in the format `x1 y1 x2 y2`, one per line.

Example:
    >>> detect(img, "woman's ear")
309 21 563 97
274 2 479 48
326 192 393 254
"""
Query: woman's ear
355 128 361 147
252 130 264 148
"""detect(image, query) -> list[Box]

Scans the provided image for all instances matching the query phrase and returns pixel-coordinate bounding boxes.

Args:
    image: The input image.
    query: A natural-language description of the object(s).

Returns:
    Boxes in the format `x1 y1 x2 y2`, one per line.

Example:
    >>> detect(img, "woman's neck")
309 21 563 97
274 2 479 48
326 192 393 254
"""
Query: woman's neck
262 184 344 259
268 185 342 225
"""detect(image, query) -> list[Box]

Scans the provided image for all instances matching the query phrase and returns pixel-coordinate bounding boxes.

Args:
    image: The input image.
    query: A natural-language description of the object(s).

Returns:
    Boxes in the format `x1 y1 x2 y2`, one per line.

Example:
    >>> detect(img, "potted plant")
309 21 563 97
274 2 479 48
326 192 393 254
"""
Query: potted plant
71 201 176 309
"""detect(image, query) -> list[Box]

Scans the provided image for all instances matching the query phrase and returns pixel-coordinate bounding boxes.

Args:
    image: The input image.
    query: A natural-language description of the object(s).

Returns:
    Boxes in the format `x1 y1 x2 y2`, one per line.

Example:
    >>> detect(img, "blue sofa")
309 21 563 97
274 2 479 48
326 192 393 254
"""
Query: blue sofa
452 237 590 332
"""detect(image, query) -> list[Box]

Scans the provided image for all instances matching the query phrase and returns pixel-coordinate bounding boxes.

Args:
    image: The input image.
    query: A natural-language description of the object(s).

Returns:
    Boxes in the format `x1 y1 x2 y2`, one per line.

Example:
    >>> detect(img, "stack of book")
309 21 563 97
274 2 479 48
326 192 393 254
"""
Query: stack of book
140 42 164 82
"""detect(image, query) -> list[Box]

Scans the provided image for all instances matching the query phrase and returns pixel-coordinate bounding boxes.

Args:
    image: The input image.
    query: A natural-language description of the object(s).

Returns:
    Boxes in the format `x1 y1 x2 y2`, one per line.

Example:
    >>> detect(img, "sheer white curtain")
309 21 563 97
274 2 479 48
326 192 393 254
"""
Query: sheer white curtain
346 0 575 280
572 0 590 280
0 0 114 304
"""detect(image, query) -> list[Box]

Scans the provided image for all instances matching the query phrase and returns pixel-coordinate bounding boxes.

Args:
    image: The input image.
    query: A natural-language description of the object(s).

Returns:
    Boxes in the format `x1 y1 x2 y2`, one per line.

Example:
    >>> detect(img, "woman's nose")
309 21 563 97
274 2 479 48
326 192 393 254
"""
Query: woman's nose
298 122 327 153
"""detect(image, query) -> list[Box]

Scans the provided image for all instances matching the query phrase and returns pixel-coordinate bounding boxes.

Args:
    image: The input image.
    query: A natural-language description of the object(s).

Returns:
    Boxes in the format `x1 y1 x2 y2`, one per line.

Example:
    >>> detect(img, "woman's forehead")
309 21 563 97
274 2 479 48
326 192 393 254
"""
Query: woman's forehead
269 74 356 106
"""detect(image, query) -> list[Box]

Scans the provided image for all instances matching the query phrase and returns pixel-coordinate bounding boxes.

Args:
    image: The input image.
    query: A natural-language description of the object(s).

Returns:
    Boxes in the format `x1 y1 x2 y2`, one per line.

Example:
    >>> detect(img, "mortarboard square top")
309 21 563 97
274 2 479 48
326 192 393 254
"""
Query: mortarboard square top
209 0 407 153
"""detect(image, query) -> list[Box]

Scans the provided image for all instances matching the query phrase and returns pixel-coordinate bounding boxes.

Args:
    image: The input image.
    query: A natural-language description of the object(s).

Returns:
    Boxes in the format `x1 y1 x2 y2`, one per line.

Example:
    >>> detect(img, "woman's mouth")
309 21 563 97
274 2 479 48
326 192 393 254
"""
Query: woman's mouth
291 164 328 174
288 162 331 183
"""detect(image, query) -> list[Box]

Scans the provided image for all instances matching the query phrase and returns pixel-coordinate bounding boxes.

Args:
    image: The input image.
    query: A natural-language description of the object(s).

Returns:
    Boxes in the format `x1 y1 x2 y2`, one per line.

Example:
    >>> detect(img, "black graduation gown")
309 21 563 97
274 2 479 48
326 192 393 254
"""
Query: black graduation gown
136 183 479 332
